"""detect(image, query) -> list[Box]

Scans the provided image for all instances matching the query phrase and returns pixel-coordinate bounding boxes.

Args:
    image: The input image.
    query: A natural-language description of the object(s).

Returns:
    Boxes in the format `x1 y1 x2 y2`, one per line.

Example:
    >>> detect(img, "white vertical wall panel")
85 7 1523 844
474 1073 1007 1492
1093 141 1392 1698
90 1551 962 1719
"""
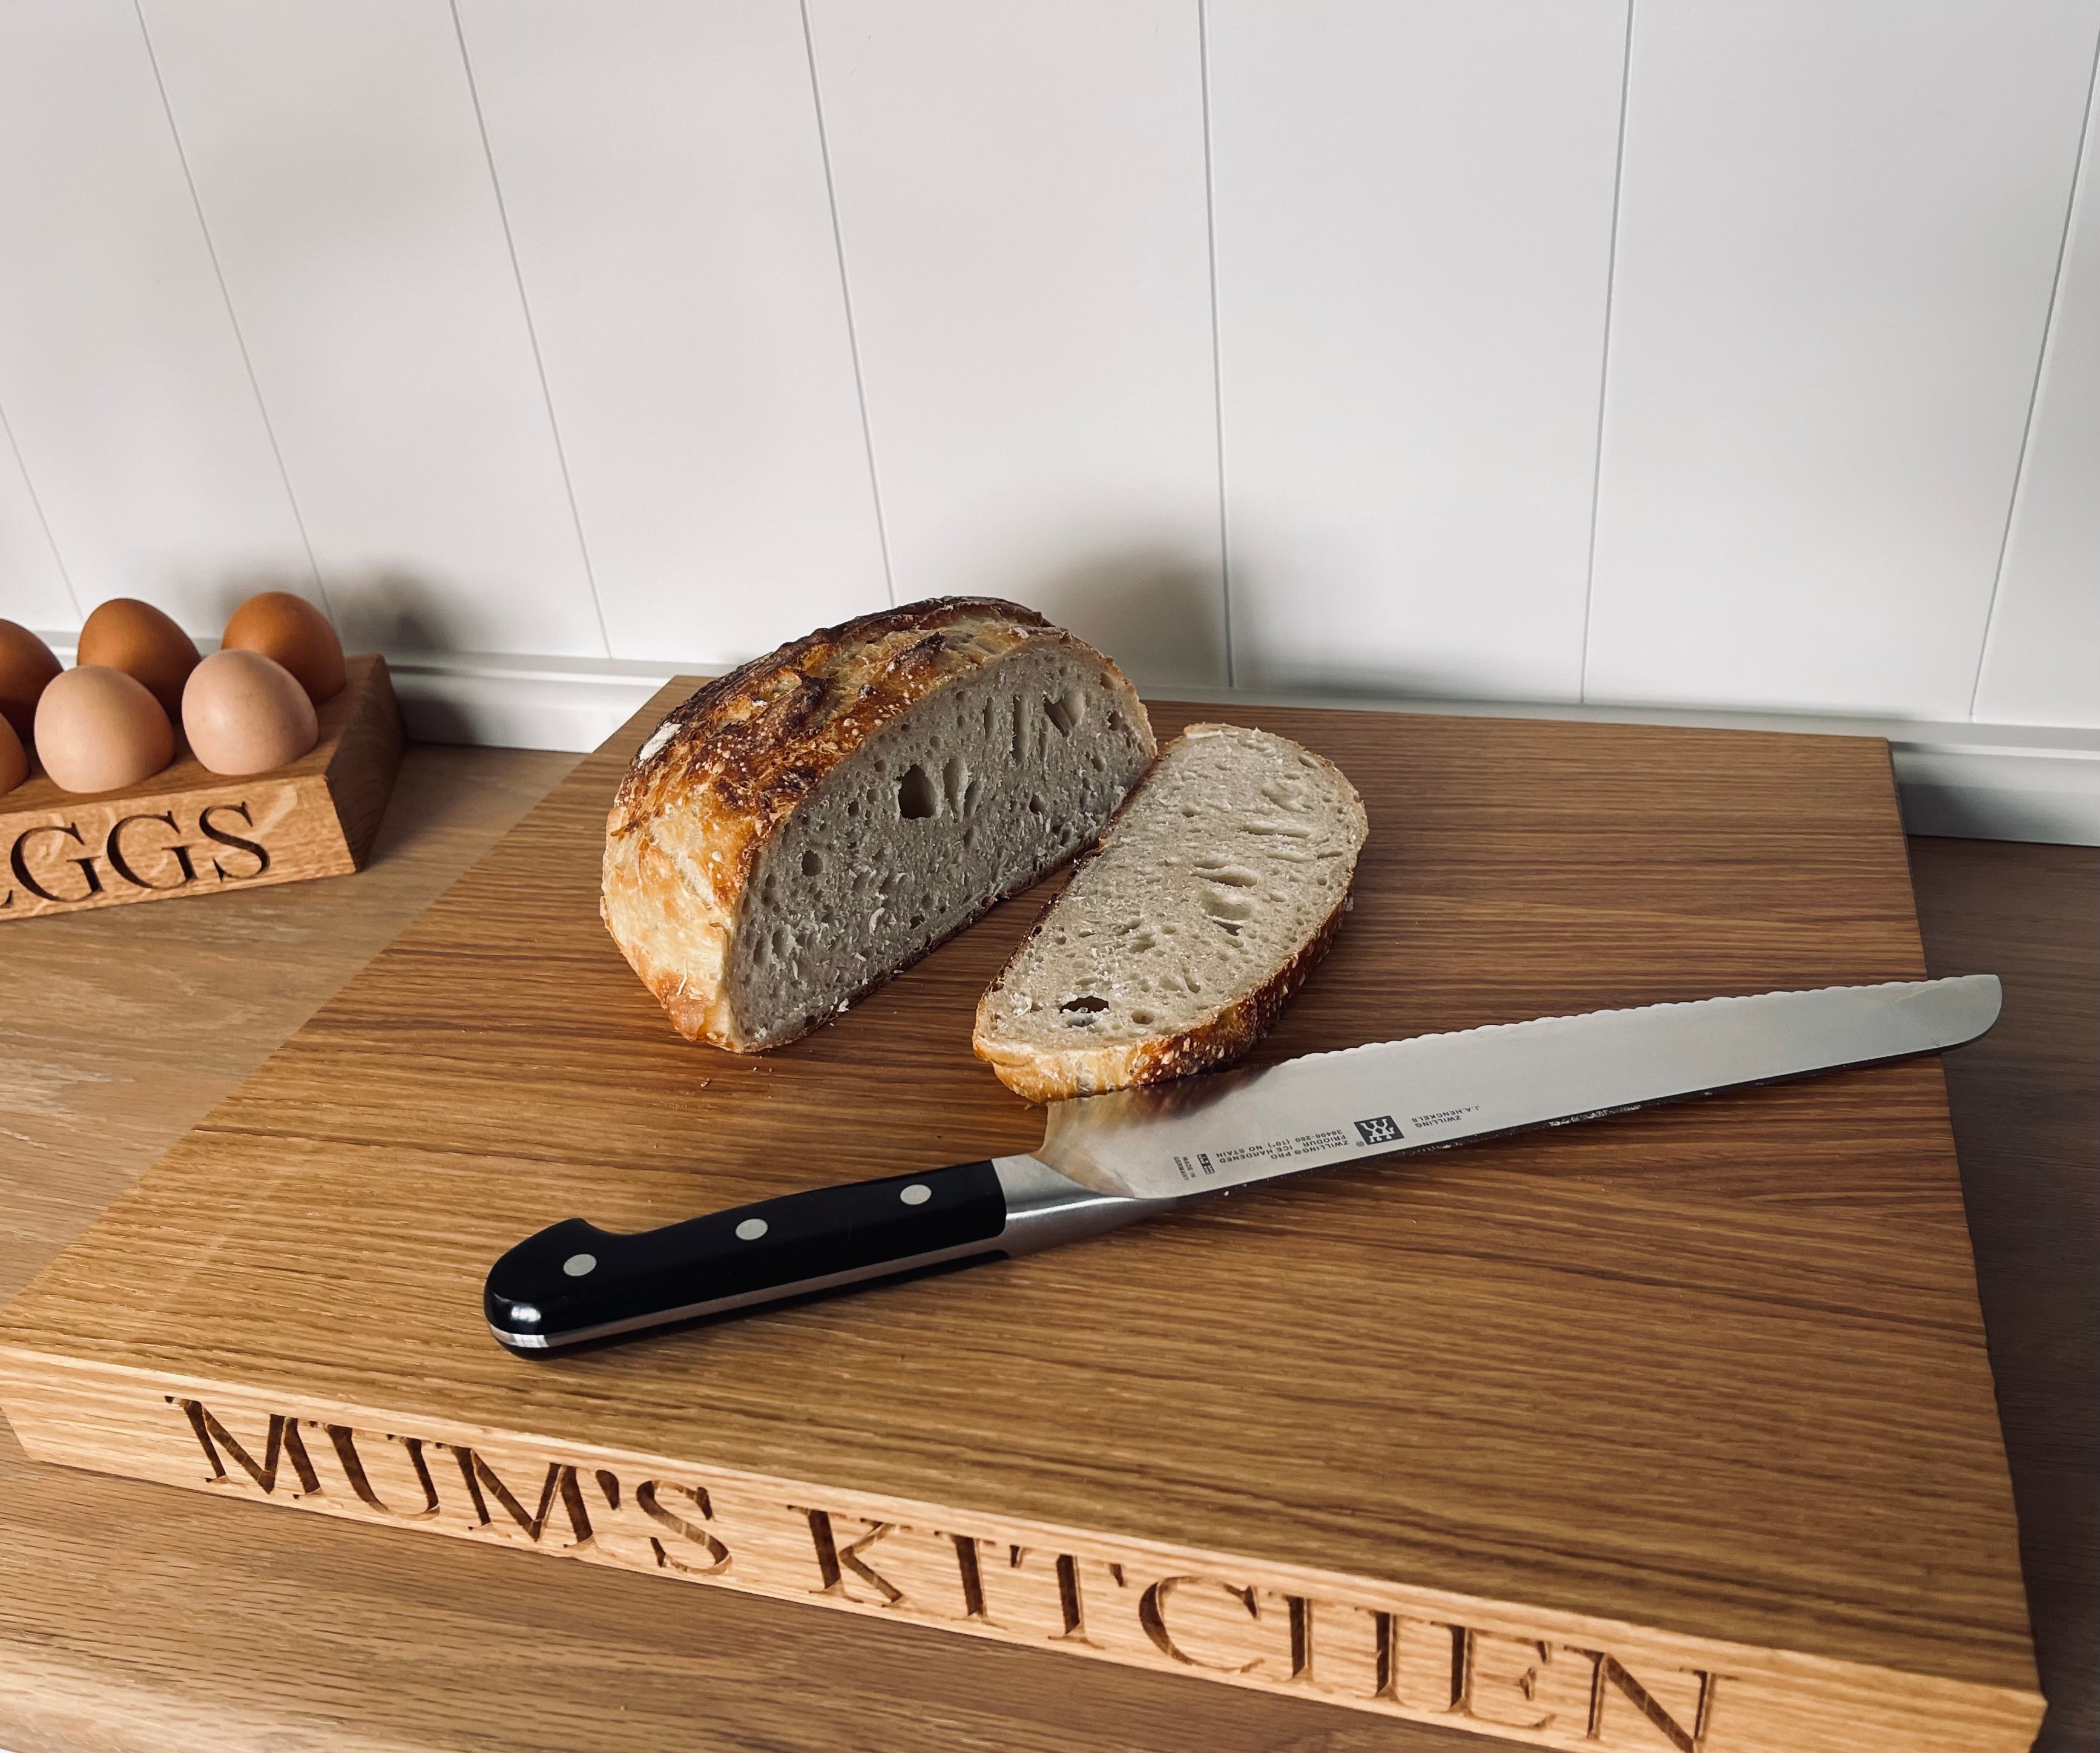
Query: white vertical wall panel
1587 0 2100 719
0 0 312 634
1211 0 1627 703
807 0 1225 688
0 408 76 628
139 0 604 658
458 0 887 668
1976 63 2100 730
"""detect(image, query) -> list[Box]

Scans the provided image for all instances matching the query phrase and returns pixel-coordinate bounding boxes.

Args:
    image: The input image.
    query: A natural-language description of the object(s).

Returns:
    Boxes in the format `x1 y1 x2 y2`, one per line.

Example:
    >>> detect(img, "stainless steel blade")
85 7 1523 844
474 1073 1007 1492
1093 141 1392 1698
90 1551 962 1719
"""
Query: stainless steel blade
1035 975 2000 1200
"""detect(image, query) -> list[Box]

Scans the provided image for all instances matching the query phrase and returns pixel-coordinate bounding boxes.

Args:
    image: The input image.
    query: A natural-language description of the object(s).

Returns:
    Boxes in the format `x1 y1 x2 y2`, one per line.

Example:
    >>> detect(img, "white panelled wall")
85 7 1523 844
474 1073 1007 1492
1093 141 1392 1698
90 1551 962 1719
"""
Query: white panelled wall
1588 0 2097 720
0 0 2095 839
1211 0 1628 703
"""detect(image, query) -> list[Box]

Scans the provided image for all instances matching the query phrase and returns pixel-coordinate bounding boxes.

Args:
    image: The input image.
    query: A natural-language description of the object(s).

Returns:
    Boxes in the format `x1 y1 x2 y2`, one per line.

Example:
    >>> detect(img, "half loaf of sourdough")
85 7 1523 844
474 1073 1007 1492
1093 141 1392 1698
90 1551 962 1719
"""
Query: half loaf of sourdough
973 724 1367 1102
602 598 1155 1050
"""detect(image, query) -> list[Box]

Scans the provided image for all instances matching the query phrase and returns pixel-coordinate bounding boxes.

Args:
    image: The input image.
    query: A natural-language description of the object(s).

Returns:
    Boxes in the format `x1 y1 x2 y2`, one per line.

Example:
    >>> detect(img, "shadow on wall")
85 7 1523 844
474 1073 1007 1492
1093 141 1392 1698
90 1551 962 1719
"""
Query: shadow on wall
326 569 476 657
1014 547 1228 692
139 567 469 666
1244 653 1568 705
326 570 486 743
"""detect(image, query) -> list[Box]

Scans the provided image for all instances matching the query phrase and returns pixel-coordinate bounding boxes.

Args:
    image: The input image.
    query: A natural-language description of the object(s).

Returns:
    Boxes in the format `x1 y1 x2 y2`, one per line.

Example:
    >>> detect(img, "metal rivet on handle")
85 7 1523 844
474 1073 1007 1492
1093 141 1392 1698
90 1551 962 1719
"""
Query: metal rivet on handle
900 1183 932 1206
735 1218 769 1241
562 1253 596 1277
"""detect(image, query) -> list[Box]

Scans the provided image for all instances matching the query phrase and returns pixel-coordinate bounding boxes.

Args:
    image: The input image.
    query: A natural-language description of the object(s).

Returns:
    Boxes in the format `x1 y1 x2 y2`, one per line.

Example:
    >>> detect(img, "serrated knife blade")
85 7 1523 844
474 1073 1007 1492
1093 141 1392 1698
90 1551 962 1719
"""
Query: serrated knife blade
1036 974 2001 1200
484 974 1999 1351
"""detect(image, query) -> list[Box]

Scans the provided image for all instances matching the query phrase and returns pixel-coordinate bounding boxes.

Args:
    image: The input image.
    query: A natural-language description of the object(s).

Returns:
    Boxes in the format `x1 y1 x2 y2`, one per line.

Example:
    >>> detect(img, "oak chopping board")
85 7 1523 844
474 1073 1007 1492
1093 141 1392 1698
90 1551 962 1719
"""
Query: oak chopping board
0 691 2041 1753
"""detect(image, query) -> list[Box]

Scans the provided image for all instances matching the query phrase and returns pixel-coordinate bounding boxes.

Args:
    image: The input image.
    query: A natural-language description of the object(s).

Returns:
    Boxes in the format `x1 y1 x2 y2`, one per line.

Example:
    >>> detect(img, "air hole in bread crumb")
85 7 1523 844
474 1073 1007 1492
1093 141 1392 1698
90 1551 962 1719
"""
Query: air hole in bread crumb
1060 995 1109 1013
801 850 823 876
1202 890 1256 923
1195 864 1259 887
1131 1010 1154 1025
898 765 938 819
1044 693 1082 735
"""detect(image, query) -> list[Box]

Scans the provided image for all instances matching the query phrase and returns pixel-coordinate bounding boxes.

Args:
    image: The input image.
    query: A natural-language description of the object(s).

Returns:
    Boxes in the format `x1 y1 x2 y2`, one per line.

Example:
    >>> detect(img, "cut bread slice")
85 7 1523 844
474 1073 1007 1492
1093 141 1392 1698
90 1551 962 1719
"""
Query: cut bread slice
973 723 1368 1102
602 598 1156 1051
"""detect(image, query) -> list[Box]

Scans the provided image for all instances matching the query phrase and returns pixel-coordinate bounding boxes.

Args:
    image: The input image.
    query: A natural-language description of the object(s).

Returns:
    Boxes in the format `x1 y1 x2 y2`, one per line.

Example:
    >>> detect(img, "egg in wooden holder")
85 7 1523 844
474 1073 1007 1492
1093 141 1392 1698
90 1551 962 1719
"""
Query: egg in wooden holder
0 619 62 747
1 600 403 921
183 650 320 776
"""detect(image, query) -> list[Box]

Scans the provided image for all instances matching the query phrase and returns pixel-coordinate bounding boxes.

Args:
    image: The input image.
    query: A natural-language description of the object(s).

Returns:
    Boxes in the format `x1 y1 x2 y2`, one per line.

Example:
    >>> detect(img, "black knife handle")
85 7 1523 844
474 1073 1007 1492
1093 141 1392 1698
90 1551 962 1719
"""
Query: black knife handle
484 1155 1171 1353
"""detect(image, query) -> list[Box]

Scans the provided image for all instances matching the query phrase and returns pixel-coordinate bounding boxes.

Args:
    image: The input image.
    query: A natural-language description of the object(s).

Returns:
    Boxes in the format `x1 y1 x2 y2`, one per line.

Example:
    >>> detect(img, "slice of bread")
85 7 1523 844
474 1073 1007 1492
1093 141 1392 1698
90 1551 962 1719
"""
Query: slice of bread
602 597 1155 1051
973 723 1368 1102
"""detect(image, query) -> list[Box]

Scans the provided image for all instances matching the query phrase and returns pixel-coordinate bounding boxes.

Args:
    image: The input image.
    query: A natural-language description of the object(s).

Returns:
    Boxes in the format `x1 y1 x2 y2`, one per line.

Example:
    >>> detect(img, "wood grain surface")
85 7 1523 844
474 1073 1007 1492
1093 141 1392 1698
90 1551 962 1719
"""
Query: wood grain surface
0 701 2066 1753
0 654 403 921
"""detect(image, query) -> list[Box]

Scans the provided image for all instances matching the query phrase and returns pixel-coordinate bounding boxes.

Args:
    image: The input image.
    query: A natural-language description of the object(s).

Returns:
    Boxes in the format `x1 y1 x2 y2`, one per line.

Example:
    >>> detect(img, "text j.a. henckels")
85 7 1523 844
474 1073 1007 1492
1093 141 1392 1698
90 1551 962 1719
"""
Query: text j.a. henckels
168 1396 1722 1751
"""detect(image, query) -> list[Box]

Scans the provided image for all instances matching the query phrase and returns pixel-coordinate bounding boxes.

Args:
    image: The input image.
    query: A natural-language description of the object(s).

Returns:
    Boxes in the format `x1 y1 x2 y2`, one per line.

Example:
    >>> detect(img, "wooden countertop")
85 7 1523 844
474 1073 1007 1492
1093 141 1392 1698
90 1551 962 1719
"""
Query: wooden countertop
0 745 2090 1753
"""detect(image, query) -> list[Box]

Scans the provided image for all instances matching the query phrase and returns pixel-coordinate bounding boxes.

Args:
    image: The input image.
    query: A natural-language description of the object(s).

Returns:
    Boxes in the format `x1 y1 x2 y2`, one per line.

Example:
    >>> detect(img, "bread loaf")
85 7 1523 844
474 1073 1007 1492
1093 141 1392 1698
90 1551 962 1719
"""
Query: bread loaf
602 598 1155 1050
973 723 1367 1102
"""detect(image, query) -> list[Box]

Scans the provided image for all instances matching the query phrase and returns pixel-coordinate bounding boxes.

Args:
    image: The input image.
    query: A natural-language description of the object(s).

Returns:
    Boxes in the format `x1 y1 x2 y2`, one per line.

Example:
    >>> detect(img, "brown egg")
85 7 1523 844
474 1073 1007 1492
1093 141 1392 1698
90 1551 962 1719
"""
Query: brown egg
0 619 62 745
76 599 202 720
0 711 27 796
34 665 176 794
221 591 345 703
182 649 318 776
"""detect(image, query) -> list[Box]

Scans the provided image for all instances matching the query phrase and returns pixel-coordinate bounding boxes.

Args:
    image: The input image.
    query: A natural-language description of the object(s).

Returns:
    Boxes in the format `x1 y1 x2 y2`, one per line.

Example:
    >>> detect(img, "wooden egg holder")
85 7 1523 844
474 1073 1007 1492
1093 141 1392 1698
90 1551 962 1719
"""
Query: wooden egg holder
1 654 403 922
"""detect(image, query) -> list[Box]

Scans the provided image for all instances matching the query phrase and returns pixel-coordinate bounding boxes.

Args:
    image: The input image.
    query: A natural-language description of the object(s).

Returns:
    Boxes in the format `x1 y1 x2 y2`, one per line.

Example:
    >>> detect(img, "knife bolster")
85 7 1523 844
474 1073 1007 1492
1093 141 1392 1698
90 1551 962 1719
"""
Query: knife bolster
993 1154 1176 1256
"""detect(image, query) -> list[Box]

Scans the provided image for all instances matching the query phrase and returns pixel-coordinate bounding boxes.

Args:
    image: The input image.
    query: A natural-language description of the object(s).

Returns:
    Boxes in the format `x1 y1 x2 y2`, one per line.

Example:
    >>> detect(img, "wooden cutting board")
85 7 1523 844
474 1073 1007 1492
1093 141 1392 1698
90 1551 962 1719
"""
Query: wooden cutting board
0 691 2041 1753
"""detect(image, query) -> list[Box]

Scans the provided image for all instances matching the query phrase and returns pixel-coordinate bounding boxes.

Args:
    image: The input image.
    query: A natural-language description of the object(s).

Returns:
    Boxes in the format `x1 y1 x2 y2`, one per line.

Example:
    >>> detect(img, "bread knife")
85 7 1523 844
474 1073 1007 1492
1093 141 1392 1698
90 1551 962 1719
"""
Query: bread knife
484 974 1999 1353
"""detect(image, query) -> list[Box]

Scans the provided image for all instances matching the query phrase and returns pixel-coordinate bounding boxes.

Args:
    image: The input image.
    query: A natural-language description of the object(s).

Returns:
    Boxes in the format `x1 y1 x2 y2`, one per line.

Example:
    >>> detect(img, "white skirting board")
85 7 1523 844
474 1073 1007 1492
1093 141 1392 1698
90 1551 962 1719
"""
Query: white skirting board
35 639 2100 847
381 650 2100 848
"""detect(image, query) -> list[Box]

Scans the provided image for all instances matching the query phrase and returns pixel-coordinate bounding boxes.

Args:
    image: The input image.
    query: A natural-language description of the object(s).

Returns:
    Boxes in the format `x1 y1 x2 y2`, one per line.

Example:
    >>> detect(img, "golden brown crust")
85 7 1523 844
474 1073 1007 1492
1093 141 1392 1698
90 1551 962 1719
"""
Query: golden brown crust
601 597 1140 1050
971 887 1353 1103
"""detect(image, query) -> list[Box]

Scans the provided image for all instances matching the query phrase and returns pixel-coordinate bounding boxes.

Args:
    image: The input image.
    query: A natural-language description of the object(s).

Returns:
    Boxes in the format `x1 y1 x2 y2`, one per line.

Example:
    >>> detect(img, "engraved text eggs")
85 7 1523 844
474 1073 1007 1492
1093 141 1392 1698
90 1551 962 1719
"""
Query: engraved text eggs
75 599 202 721
182 649 319 777
34 666 176 794
220 591 346 704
